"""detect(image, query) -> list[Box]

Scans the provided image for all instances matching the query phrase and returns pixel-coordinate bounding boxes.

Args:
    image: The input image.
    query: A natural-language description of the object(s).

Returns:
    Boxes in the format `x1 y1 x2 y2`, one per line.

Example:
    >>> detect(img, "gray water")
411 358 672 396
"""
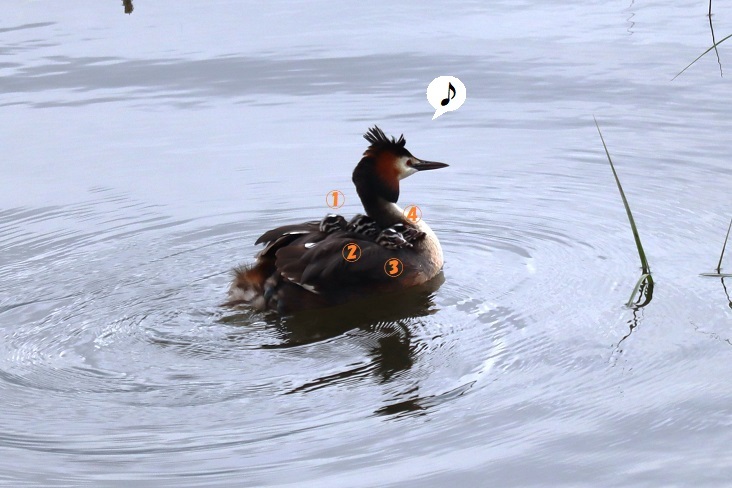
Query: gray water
2 1 732 486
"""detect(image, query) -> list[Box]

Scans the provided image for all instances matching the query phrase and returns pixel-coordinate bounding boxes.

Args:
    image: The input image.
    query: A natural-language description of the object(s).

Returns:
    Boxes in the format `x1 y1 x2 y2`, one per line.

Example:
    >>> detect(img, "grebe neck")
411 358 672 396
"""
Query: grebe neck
360 196 404 228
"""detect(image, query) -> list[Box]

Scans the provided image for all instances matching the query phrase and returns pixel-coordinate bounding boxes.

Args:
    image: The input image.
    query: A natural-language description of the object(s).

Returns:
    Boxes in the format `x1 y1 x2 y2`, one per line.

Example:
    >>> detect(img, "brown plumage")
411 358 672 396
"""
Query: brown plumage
227 126 448 314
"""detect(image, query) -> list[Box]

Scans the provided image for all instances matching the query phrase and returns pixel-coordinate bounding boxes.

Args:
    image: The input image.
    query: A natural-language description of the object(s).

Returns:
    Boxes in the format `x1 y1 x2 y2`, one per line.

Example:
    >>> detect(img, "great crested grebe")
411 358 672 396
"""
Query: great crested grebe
227 126 448 314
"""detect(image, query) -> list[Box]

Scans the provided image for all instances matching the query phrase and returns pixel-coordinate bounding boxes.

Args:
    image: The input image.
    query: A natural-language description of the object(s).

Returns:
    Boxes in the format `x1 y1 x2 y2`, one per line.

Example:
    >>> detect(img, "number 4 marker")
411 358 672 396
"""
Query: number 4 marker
403 205 422 223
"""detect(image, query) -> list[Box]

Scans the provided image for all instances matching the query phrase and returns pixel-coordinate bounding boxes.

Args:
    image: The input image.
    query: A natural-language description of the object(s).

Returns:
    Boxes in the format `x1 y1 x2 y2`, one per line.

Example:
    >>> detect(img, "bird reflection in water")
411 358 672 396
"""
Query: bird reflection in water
224 274 443 394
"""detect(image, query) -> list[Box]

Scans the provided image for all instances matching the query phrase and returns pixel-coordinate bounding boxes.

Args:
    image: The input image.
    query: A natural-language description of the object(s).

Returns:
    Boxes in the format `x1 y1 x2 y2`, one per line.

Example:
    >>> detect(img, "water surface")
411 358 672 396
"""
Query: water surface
2 1 732 486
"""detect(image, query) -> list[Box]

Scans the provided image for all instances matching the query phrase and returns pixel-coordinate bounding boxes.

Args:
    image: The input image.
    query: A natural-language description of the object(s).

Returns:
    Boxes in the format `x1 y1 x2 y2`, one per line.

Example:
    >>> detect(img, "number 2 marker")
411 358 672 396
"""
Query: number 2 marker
342 242 361 262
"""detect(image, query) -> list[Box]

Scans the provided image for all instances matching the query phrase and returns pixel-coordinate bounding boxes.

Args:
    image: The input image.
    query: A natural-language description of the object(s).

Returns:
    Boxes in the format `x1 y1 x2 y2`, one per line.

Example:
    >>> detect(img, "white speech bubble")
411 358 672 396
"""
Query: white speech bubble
427 76 466 120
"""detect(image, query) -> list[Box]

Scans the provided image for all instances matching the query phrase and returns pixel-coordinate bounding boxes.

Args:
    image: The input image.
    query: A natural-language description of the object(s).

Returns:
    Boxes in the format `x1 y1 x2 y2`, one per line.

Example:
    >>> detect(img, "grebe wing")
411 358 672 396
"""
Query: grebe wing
274 233 408 294
255 220 320 245
255 220 322 259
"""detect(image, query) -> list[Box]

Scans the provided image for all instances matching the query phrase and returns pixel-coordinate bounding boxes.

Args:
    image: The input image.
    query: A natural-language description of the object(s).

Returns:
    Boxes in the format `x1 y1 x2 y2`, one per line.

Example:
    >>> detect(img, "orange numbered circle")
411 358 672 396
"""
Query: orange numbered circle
384 258 404 277
342 242 361 262
327 190 345 209
403 204 422 223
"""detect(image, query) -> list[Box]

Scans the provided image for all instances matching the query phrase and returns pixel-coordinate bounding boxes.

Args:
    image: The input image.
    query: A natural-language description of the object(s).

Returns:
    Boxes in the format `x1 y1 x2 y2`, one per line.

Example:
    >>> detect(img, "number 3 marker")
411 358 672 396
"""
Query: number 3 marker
384 258 404 277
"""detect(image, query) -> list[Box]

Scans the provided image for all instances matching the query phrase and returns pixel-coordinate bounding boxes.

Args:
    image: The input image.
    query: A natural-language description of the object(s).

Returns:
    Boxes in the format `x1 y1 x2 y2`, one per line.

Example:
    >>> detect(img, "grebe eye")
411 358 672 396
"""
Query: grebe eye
406 159 413 166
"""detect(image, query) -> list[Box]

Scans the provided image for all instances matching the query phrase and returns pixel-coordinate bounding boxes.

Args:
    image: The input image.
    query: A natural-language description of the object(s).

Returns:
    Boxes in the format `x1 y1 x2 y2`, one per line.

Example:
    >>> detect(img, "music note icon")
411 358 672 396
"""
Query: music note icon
427 76 465 119
441 82 456 107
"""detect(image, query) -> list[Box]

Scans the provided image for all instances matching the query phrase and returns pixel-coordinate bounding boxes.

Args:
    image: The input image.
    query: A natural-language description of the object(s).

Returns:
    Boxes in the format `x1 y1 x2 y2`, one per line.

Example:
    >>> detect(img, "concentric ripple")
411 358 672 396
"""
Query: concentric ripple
4 0 732 484
3 151 732 485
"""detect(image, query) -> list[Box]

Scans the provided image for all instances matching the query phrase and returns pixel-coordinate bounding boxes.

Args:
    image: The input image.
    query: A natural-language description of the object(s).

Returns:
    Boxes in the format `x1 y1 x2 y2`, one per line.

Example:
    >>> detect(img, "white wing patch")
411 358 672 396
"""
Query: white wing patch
300 283 319 294
282 273 321 294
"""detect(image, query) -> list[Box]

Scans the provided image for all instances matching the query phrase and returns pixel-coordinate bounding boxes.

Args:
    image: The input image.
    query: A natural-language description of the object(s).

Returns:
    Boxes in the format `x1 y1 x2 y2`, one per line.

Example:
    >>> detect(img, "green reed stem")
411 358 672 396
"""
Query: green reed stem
673 31 732 80
594 118 651 278
628 273 653 307
716 217 732 274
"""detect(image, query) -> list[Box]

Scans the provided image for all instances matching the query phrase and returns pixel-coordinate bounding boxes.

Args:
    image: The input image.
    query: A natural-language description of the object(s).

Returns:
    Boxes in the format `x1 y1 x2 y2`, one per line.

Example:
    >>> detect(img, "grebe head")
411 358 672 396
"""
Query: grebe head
353 126 448 205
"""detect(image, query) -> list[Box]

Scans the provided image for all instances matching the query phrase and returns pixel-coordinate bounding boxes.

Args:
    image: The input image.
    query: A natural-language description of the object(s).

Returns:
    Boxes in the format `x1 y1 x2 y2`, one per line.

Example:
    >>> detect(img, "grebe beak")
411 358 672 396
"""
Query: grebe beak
412 159 449 171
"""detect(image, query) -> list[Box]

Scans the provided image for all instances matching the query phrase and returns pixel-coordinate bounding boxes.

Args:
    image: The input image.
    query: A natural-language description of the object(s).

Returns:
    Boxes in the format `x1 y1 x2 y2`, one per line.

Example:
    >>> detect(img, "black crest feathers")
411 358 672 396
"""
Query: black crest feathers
363 126 406 151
